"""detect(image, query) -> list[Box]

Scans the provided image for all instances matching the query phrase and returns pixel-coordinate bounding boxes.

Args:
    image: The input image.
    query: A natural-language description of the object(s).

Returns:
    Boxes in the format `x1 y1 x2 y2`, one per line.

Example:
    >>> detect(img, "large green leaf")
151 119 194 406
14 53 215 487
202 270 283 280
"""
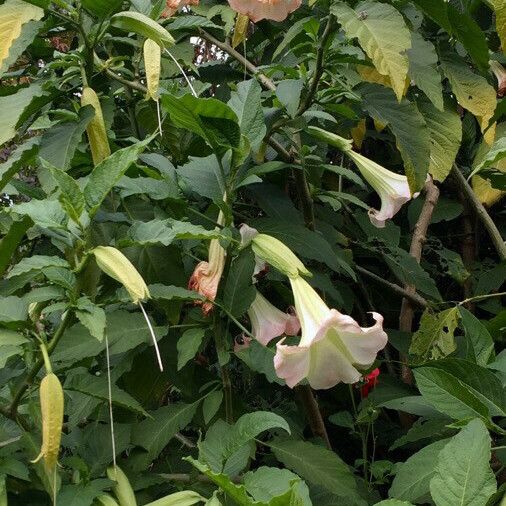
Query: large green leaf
417 99 461 182
228 79 266 152
161 94 241 151
177 155 227 201
65 372 148 416
269 439 361 501
39 106 94 173
223 248 256 318
429 419 496 506
0 295 28 327
331 1 410 101
131 401 200 461
458 307 495 367
389 439 448 503
407 33 443 111
0 0 43 74
7 255 69 278
0 216 31 278
84 137 152 216
493 0 506 56
414 359 506 423
0 137 39 192
110 11 175 47
0 84 44 147
411 0 489 71
358 83 430 192
177 328 205 370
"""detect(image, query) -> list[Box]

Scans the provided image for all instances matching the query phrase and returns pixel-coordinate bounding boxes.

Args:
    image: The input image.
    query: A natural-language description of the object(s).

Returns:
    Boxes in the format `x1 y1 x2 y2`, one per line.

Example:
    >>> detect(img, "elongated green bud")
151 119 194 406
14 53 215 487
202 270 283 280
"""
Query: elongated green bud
95 495 120 506
92 246 150 304
107 466 137 506
307 126 353 152
144 38 161 101
81 87 111 166
144 490 204 506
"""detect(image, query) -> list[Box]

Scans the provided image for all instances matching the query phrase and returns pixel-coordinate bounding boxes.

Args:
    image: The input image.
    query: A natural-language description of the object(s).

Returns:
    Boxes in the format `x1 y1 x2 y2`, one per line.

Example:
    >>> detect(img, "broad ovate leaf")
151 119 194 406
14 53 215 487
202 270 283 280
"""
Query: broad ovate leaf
332 1 411 101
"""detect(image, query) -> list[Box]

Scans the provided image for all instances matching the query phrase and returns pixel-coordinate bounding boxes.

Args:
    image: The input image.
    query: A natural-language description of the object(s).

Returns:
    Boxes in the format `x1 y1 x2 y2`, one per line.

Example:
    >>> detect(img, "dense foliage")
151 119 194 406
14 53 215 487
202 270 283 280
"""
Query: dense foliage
1 0 506 504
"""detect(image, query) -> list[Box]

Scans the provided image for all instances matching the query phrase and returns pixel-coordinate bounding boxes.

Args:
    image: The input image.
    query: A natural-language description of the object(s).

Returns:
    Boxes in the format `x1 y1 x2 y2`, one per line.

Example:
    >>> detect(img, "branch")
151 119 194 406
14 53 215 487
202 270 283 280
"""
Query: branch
199 30 276 92
356 266 428 308
297 15 335 115
104 68 147 93
8 311 73 418
451 165 506 261
399 179 439 384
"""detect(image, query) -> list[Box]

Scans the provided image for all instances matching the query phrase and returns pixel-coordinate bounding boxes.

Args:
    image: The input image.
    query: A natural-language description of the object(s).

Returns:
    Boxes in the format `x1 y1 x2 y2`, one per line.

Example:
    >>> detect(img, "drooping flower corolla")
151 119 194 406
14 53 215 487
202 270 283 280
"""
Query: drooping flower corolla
239 224 310 278
161 0 199 18
248 290 300 346
227 0 302 23
274 276 388 390
307 126 422 228
490 60 506 98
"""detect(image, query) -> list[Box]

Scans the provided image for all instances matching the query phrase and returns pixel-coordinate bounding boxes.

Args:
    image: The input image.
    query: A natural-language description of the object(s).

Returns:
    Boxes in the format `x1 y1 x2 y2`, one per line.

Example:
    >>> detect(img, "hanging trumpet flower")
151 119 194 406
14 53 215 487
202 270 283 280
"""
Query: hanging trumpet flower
308 126 422 228
227 0 302 22
188 211 226 315
247 290 300 346
274 276 388 389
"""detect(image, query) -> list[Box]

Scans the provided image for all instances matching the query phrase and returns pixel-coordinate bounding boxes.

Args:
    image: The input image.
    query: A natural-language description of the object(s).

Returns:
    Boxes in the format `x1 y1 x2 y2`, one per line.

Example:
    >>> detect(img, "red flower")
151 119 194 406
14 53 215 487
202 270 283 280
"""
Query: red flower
360 368 380 398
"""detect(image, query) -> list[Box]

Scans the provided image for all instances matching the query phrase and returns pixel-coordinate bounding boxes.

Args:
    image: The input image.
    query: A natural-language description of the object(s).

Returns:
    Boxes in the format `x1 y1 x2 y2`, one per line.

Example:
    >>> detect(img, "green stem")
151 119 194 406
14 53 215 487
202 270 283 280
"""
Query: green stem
8 311 73 418
38 341 52 374
459 291 506 306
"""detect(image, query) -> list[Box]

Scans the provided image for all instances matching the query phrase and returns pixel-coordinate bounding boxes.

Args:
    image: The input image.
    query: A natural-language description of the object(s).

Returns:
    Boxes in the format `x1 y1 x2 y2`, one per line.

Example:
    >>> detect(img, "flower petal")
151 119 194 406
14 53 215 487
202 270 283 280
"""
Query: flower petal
274 340 310 388
228 0 302 22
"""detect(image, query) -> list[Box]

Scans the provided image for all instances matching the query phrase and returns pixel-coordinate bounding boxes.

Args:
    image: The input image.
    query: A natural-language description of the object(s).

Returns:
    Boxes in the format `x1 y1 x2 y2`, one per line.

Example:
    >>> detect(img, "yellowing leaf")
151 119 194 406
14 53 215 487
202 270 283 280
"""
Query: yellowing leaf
351 118 366 148
0 0 43 71
332 1 411 101
440 50 496 134
232 13 249 49
143 38 161 101
357 64 409 96
493 0 506 55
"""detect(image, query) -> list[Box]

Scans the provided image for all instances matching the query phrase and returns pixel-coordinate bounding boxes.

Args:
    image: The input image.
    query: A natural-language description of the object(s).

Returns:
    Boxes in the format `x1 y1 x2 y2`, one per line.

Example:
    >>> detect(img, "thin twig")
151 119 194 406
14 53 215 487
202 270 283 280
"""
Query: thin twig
356 266 428 308
199 30 276 92
399 179 440 385
297 15 335 115
451 165 506 260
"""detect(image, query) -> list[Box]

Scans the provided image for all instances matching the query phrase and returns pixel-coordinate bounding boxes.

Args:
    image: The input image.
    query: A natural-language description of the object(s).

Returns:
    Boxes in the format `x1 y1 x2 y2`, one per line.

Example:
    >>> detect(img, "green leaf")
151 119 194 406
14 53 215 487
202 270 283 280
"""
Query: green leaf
81 0 123 18
414 359 506 424
0 0 43 75
429 419 496 506
0 137 39 192
389 418 453 451
407 33 442 110
52 310 165 366
411 0 488 71
84 137 152 216
45 161 85 223
0 295 28 327
493 0 506 57
469 135 506 179
440 48 496 129
131 401 200 461
458 307 495 367
409 307 460 362
417 99 462 182
75 297 106 342
65 372 148 416
177 155 227 201
39 106 94 176
276 79 303 118
127 218 223 246
389 439 448 503
269 439 360 500
0 84 44 147
0 216 31 278
177 327 205 370
7 255 70 278
222 412 290 462
331 1 410 101
110 11 175 47
235 339 284 385
223 248 256 318
358 83 430 192
56 480 111 506
228 79 266 151
149 283 203 302
161 94 241 151
203 390 223 425
375 501 414 506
